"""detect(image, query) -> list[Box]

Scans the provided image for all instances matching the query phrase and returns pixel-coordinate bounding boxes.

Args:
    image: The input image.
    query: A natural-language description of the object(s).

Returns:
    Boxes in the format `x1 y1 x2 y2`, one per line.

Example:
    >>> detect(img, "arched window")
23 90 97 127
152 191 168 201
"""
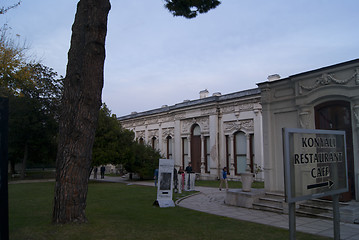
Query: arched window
191 124 201 173
139 137 144 145
166 136 173 159
234 131 246 174
192 125 201 136
225 135 231 175
151 136 157 149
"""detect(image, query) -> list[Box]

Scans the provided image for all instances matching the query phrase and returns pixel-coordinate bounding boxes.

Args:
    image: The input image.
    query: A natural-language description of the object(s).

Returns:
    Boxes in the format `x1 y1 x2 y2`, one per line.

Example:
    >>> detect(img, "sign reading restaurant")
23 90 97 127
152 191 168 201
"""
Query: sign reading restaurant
283 128 348 203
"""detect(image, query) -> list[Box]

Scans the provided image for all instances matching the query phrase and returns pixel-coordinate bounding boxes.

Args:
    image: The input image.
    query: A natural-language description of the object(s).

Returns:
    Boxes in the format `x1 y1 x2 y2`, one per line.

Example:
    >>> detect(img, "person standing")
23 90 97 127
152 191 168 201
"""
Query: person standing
100 165 105 179
185 162 192 173
219 167 228 191
185 162 193 190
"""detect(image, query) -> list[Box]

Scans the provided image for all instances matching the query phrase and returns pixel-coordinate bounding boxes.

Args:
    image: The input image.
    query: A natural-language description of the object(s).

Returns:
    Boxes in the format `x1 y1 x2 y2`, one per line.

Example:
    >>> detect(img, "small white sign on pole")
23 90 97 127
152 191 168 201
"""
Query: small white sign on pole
156 159 175 208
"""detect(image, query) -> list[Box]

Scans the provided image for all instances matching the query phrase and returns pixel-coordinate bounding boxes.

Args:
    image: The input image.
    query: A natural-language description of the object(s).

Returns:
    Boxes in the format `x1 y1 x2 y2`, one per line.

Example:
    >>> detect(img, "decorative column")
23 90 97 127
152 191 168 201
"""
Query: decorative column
354 104 359 130
353 104 359 200
200 135 205 173
144 124 148 144
299 106 312 129
187 136 191 164
230 135 235 176
163 137 168 159
158 122 163 154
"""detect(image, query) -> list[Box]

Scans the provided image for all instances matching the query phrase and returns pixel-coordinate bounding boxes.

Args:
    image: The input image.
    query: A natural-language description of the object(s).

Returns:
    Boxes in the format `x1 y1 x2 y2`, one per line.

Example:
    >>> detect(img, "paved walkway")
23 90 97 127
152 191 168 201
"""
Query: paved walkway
96 176 359 239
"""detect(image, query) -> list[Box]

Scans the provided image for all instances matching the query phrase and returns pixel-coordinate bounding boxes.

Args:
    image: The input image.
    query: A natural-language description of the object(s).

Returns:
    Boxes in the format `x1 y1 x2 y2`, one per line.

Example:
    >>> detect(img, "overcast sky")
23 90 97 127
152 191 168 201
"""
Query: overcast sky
2 0 359 116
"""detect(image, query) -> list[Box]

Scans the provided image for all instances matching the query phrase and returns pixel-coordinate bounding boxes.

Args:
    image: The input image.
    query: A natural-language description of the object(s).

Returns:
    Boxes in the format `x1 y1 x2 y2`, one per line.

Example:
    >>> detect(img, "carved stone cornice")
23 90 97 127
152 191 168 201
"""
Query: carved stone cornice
147 117 158 125
181 117 209 134
175 113 186 120
162 127 174 138
238 103 254 111
148 129 158 138
222 105 235 114
136 130 145 139
299 68 359 94
201 107 217 116
224 119 254 134
161 115 175 122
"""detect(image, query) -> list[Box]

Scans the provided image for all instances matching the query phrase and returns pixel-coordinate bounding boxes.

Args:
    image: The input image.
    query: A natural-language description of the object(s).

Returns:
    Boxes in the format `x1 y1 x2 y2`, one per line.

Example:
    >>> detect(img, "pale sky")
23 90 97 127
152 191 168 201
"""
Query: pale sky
2 0 359 116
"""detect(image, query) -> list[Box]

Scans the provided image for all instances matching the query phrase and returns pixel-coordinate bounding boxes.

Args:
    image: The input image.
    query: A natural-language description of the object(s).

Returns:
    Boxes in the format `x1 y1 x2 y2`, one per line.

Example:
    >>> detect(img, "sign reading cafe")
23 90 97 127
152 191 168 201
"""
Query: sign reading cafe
283 128 348 203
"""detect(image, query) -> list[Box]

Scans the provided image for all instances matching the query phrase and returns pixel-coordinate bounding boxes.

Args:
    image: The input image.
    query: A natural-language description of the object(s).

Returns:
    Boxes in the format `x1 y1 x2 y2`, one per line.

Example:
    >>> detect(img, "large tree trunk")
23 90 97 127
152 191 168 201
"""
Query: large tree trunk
52 0 110 224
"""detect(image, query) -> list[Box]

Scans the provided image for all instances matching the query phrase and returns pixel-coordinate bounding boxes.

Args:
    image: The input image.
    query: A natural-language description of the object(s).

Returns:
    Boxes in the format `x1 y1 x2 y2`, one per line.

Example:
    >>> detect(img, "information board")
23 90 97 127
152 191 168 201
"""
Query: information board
283 128 348 203
156 159 175 207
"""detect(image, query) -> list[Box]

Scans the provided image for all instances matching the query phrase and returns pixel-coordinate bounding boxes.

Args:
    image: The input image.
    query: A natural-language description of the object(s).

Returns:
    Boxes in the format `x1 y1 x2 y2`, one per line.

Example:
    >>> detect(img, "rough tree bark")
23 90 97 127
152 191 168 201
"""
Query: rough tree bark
52 0 111 223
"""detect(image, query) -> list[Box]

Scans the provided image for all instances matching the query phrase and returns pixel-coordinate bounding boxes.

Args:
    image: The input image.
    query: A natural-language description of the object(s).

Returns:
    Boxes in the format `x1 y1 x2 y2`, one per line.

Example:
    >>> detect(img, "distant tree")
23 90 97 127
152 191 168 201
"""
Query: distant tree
92 104 160 180
53 0 220 224
0 24 28 97
92 103 134 168
124 142 161 180
7 63 62 178
0 26 62 177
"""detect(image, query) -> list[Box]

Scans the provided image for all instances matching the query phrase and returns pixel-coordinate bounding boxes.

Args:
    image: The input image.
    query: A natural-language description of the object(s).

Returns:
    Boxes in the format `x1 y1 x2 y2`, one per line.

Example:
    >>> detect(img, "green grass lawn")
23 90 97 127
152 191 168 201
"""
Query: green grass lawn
8 182 329 240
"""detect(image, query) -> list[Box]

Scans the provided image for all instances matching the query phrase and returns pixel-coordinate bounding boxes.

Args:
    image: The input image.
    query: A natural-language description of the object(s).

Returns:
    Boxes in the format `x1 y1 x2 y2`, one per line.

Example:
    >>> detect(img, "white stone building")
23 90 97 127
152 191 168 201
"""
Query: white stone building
258 58 359 202
118 88 264 181
118 58 359 202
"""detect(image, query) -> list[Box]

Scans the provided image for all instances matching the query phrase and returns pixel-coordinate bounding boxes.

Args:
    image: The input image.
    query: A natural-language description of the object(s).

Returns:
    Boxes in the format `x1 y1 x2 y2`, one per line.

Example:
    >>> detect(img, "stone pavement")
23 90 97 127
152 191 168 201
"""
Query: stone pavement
96 176 359 240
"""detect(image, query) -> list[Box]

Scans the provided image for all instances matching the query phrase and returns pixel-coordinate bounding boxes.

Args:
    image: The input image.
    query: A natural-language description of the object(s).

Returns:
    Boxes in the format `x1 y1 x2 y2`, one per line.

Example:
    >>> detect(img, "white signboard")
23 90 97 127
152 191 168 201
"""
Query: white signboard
283 128 348 203
156 159 175 207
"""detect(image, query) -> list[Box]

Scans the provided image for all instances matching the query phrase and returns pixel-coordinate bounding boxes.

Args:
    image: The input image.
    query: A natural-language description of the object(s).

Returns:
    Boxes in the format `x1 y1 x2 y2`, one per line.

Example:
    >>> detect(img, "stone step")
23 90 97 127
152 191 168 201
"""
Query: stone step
252 202 283 214
256 196 284 209
253 192 285 213
302 198 349 209
252 192 347 220
296 208 333 220
296 199 350 220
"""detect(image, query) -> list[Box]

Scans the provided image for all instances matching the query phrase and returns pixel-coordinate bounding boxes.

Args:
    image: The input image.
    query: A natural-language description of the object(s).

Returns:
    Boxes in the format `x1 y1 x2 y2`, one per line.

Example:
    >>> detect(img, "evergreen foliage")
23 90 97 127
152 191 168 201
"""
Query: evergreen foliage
93 104 161 179
164 0 221 18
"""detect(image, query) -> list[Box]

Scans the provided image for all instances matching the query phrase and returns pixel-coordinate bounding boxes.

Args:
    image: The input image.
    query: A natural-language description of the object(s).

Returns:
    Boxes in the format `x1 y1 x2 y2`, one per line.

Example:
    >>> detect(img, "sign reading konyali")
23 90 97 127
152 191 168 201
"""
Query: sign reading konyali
283 128 348 203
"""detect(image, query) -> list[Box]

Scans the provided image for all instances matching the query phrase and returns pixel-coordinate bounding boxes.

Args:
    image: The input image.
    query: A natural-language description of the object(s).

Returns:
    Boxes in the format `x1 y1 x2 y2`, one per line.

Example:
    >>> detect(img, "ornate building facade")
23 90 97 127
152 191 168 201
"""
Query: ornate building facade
258 58 359 201
118 88 264 181
118 58 359 201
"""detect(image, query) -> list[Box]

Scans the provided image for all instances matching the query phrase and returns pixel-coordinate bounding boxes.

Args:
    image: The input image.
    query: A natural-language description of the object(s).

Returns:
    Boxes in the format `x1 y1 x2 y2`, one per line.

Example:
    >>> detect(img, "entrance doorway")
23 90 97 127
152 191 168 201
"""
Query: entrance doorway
315 100 355 201
191 125 201 173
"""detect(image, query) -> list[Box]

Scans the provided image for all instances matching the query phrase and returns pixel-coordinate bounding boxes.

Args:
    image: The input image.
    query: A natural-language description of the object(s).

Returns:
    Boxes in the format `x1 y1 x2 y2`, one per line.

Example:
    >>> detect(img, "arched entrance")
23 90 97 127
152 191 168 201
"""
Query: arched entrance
191 124 201 173
315 100 355 201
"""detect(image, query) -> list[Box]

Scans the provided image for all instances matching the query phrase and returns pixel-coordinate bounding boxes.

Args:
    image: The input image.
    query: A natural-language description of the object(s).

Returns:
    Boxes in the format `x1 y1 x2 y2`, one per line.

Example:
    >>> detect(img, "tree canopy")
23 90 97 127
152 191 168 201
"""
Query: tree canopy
0 25 63 176
164 0 221 18
92 104 161 180
92 103 134 167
